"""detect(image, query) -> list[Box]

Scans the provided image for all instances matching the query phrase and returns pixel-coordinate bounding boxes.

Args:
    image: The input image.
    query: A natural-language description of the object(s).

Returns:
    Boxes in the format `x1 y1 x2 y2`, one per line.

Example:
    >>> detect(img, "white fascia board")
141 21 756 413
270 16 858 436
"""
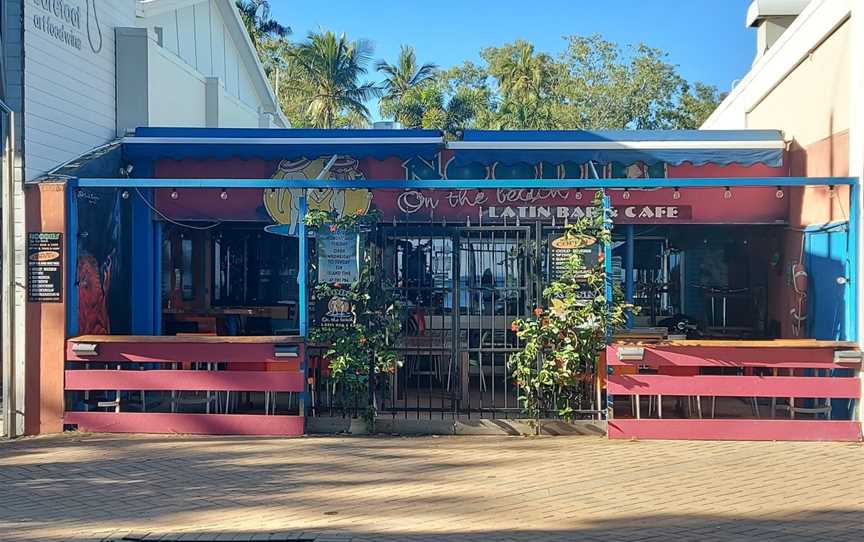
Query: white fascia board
447 140 785 150
136 0 207 19
703 0 850 129
123 137 445 145
213 0 289 128
746 0 813 27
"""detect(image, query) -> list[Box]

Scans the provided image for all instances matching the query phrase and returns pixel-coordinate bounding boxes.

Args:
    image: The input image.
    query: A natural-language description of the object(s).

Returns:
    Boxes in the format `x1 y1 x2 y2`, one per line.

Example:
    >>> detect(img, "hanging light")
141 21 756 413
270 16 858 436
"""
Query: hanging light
170 189 179 200
220 189 229 200
622 188 631 200
574 188 583 200
121 190 130 200
775 186 785 199
723 187 732 200
672 187 681 200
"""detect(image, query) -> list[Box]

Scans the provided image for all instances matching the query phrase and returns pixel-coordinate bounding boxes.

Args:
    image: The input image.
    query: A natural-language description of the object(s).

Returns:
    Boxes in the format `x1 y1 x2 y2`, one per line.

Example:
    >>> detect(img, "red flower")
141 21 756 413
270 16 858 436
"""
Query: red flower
329 224 337 232
510 322 519 332
334 282 342 289
534 307 543 317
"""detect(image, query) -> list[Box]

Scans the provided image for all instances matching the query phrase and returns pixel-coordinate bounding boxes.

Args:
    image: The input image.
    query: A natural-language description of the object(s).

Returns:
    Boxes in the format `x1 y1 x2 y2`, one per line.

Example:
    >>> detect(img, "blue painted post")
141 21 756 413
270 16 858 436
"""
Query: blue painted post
624 224 635 329
603 191 614 329
298 195 308 338
153 220 162 335
66 181 79 337
602 190 614 419
297 195 309 419
848 182 860 342
131 188 155 334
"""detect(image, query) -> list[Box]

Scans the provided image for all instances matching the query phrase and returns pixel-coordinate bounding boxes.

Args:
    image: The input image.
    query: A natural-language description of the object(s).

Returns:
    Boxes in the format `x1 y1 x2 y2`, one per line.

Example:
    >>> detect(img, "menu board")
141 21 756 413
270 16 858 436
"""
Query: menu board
27 232 63 303
317 230 359 284
549 233 602 305
549 233 600 280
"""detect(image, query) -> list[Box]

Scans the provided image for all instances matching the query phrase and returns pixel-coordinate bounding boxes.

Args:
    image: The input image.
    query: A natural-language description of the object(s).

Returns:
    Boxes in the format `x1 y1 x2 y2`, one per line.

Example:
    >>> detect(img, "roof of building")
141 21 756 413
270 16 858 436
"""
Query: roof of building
120 127 785 167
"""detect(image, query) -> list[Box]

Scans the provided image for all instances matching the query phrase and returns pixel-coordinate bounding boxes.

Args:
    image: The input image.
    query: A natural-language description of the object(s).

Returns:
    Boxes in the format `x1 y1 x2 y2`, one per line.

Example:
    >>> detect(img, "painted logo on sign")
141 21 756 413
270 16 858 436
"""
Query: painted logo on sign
264 158 372 235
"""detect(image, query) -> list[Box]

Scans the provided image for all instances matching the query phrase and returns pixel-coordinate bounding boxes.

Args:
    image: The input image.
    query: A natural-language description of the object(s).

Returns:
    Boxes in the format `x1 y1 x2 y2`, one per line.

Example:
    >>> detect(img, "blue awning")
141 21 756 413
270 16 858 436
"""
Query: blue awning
123 127 445 162
447 129 785 167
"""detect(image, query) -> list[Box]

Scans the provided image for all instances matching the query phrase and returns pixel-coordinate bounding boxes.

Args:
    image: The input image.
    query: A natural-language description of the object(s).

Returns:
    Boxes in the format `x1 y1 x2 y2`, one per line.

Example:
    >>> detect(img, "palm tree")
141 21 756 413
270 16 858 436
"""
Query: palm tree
290 31 382 128
497 42 550 104
493 42 558 129
235 0 290 53
376 46 437 123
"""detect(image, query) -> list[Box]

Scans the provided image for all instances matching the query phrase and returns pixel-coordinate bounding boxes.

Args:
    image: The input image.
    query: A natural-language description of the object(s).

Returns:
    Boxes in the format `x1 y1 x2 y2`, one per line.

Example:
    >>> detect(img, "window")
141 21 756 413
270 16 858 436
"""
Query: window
212 227 298 307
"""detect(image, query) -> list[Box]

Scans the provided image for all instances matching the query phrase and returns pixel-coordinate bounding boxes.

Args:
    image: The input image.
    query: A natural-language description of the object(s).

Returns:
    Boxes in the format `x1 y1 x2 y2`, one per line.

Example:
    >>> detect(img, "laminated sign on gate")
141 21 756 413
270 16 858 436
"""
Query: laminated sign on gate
315 229 360 330
317 230 360 284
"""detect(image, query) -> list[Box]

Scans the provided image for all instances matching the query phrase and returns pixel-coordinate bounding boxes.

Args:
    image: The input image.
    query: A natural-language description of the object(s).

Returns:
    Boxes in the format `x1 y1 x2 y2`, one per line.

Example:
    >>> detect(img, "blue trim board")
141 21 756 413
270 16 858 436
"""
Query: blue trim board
132 127 778 142
78 176 856 189
449 149 783 168
134 127 444 139
460 129 783 142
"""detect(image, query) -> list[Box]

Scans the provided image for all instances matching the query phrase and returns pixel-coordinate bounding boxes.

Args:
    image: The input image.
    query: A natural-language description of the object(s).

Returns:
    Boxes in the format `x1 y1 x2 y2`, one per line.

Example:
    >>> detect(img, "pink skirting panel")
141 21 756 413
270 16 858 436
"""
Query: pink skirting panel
64 412 305 436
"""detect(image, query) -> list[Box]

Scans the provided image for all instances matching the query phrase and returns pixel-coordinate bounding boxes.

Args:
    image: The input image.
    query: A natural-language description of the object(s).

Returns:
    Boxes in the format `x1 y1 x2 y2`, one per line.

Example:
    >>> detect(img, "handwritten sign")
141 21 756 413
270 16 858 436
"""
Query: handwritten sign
317 230 359 284
27 232 63 303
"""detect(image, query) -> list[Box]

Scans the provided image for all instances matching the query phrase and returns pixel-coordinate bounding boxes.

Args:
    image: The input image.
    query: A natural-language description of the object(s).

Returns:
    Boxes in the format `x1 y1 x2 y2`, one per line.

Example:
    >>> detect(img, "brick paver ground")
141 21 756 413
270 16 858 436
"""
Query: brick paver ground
0 433 862 541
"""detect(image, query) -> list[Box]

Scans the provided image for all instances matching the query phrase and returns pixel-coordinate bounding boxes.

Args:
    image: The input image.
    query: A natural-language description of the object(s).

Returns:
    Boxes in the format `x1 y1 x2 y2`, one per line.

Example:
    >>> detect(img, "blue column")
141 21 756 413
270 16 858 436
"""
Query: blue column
66 181 79 337
153 220 163 335
847 182 860 342
297 194 309 419
297 195 308 337
603 191 613 339
602 190 614 419
624 224 635 329
131 188 156 334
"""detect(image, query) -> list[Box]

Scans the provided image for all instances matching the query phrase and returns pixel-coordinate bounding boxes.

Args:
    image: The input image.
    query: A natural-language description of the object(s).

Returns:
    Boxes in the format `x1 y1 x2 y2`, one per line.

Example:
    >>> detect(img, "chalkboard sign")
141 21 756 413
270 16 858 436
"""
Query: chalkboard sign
549 233 600 280
549 233 603 306
317 230 359 284
27 232 63 303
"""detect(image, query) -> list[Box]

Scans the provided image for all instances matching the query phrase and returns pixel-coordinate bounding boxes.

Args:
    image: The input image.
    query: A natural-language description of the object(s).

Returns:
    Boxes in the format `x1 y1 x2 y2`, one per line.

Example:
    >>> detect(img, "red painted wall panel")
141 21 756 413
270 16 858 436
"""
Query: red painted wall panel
63 412 304 436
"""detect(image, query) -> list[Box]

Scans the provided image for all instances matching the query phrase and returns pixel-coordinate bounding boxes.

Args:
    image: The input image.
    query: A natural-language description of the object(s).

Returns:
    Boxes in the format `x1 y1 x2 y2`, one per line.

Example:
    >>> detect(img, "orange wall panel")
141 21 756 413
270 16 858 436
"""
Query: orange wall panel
24 182 67 435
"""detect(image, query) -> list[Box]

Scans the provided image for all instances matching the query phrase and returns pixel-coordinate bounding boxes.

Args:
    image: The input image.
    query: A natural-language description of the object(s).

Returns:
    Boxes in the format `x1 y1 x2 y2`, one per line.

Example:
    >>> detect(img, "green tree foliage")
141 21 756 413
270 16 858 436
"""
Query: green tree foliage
482 40 559 129
235 0 290 54
377 45 438 125
235 4 723 132
289 31 382 128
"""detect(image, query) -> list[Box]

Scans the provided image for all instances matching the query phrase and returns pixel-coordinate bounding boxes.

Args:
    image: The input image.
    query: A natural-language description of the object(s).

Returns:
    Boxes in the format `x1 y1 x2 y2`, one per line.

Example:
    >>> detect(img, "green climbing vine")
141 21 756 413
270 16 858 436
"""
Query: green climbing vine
305 208 404 429
508 192 636 428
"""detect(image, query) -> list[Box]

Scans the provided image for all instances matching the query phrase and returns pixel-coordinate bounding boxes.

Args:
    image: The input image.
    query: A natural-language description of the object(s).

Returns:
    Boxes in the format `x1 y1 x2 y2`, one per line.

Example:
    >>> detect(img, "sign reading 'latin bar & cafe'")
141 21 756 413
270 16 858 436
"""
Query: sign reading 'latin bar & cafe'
380 188 692 223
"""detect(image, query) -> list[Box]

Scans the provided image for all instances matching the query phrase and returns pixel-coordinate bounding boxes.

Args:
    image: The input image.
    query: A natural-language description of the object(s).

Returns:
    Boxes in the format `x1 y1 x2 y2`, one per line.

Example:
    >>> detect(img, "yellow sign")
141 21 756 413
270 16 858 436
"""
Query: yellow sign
551 234 596 250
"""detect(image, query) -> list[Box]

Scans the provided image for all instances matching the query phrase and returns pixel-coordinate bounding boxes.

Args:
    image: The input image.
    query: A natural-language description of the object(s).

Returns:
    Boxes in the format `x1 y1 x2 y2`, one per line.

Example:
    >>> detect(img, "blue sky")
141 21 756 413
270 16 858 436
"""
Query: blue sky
270 0 756 121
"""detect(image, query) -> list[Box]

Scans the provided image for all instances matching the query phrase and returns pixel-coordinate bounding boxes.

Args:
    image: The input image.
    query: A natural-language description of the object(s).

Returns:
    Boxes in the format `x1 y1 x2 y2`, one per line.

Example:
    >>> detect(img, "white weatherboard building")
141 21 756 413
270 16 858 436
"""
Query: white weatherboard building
1 0 287 437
